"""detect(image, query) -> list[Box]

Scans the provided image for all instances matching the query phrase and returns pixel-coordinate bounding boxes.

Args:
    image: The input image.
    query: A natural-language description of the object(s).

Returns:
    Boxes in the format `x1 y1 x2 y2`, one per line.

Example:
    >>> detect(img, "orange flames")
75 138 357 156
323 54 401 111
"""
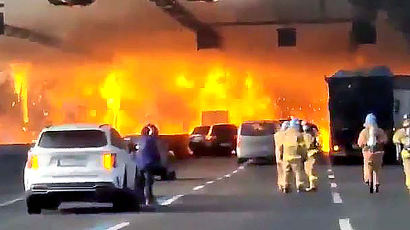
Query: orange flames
1 56 331 151
10 63 30 125
100 70 122 131
197 68 277 125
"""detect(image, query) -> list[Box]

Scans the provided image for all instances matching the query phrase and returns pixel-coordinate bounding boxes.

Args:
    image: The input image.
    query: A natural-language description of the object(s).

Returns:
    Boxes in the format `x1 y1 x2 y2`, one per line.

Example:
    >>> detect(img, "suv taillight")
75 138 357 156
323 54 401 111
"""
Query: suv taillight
103 153 117 170
27 154 39 170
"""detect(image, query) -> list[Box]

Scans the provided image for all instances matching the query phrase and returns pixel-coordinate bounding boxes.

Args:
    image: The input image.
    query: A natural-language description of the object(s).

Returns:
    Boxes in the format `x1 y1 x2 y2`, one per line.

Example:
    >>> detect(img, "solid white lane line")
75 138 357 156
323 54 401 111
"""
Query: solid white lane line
330 182 338 188
339 218 354 230
159 195 184 206
328 174 335 179
106 222 130 230
193 185 205 191
332 192 343 204
232 170 238 174
0 197 24 207
206 181 215 184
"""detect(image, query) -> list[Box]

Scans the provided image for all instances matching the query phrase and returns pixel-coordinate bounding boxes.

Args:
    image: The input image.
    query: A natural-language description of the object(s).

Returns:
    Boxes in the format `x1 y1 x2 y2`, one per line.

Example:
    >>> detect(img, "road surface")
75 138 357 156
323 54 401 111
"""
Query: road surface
0 148 409 230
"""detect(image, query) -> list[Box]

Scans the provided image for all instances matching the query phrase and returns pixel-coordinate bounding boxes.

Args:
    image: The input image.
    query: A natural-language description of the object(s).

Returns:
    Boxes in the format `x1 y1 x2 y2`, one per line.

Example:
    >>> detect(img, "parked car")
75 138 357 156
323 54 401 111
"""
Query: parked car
188 126 211 155
205 124 238 156
236 121 279 164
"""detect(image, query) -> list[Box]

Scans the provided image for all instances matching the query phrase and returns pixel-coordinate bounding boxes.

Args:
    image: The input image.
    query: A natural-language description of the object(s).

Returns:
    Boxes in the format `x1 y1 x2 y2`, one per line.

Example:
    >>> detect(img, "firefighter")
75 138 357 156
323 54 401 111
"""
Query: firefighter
281 118 306 193
302 121 320 192
357 113 388 193
274 121 289 191
393 114 410 193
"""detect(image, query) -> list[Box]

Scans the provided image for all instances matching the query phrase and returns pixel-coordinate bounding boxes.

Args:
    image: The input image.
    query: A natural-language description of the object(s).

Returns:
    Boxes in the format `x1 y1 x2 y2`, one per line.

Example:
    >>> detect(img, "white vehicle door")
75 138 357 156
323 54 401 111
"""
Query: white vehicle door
110 129 137 190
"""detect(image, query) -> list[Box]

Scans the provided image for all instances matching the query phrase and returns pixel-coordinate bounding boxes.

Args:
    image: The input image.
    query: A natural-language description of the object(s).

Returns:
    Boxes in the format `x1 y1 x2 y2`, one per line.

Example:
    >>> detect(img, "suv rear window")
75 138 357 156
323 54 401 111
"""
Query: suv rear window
211 125 237 137
192 126 210 135
38 130 107 148
240 123 276 136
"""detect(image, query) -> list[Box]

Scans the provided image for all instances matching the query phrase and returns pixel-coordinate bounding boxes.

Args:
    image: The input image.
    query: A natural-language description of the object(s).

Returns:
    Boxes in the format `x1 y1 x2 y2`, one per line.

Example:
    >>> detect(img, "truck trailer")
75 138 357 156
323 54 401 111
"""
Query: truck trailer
326 67 397 163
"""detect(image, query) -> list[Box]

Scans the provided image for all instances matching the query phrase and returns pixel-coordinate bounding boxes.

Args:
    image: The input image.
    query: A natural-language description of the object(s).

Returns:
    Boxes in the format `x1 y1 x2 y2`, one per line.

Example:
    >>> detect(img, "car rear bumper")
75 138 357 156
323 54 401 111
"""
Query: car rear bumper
188 141 206 150
330 150 362 157
237 150 274 159
26 182 119 202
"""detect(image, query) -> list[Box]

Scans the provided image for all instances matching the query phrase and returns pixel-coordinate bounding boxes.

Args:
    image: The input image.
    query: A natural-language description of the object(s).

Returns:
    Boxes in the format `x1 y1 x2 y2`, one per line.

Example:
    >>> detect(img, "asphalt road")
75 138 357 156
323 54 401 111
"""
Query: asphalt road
0 149 409 230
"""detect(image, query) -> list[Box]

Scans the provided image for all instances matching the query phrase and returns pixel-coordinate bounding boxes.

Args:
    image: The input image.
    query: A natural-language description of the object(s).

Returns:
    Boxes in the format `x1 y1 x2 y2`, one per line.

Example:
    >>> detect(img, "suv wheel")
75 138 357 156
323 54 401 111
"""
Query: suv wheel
42 199 60 210
26 196 41 214
113 170 140 212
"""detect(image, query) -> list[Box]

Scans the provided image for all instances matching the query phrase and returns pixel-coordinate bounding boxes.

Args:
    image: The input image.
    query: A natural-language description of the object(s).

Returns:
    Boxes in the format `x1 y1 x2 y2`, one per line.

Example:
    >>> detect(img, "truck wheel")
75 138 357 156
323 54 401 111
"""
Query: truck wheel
330 156 339 165
26 196 41 214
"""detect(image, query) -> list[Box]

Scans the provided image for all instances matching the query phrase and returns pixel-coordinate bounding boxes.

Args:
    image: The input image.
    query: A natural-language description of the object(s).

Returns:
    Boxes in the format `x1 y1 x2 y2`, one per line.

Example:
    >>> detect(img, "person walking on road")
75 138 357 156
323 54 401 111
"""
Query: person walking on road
135 124 162 205
302 121 320 192
280 118 307 193
274 121 289 192
393 114 410 194
358 113 388 193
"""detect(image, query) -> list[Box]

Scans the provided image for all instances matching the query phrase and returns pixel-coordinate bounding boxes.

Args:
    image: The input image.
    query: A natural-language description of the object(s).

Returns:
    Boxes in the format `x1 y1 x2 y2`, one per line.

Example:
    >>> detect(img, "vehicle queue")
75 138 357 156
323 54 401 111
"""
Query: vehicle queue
23 113 410 214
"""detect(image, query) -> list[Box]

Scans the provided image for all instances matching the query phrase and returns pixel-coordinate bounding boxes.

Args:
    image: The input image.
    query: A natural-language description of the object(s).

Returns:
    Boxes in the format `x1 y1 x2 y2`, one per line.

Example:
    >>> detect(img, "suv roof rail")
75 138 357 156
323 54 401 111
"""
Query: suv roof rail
99 124 112 129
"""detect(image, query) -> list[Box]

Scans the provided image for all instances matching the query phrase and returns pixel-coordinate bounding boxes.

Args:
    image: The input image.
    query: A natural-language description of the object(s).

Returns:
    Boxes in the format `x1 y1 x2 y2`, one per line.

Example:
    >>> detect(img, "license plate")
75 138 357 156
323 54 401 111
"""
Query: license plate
57 156 87 167
220 143 232 147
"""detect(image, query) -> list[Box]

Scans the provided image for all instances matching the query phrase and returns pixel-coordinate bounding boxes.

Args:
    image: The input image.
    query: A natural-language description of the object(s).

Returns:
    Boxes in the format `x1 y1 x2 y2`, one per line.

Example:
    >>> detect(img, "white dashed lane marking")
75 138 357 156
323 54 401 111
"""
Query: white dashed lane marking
232 170 238 174
332 192 343 204
106 222 130 230
327 166 353 228
224 174 232 178
0 196 24 207
192 185 205 191
206 181 215 184
158 195 184 206
339 218 354 230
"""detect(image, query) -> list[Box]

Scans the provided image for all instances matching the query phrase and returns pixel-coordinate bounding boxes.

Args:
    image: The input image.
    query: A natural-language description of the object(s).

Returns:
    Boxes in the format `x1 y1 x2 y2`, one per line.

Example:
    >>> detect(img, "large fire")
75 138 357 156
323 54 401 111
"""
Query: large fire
100 70 122 131
10 64 30 125
1 56 331 151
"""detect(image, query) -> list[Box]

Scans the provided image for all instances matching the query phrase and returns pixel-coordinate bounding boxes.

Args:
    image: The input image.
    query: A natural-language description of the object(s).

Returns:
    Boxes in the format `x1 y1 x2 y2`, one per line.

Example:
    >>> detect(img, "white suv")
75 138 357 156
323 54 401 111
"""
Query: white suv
24 124 141 214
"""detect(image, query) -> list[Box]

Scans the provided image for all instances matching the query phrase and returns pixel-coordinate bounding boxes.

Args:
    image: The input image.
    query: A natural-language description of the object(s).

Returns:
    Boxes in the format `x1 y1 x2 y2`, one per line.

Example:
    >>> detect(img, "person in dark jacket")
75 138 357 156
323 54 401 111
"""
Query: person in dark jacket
136 124 162 206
